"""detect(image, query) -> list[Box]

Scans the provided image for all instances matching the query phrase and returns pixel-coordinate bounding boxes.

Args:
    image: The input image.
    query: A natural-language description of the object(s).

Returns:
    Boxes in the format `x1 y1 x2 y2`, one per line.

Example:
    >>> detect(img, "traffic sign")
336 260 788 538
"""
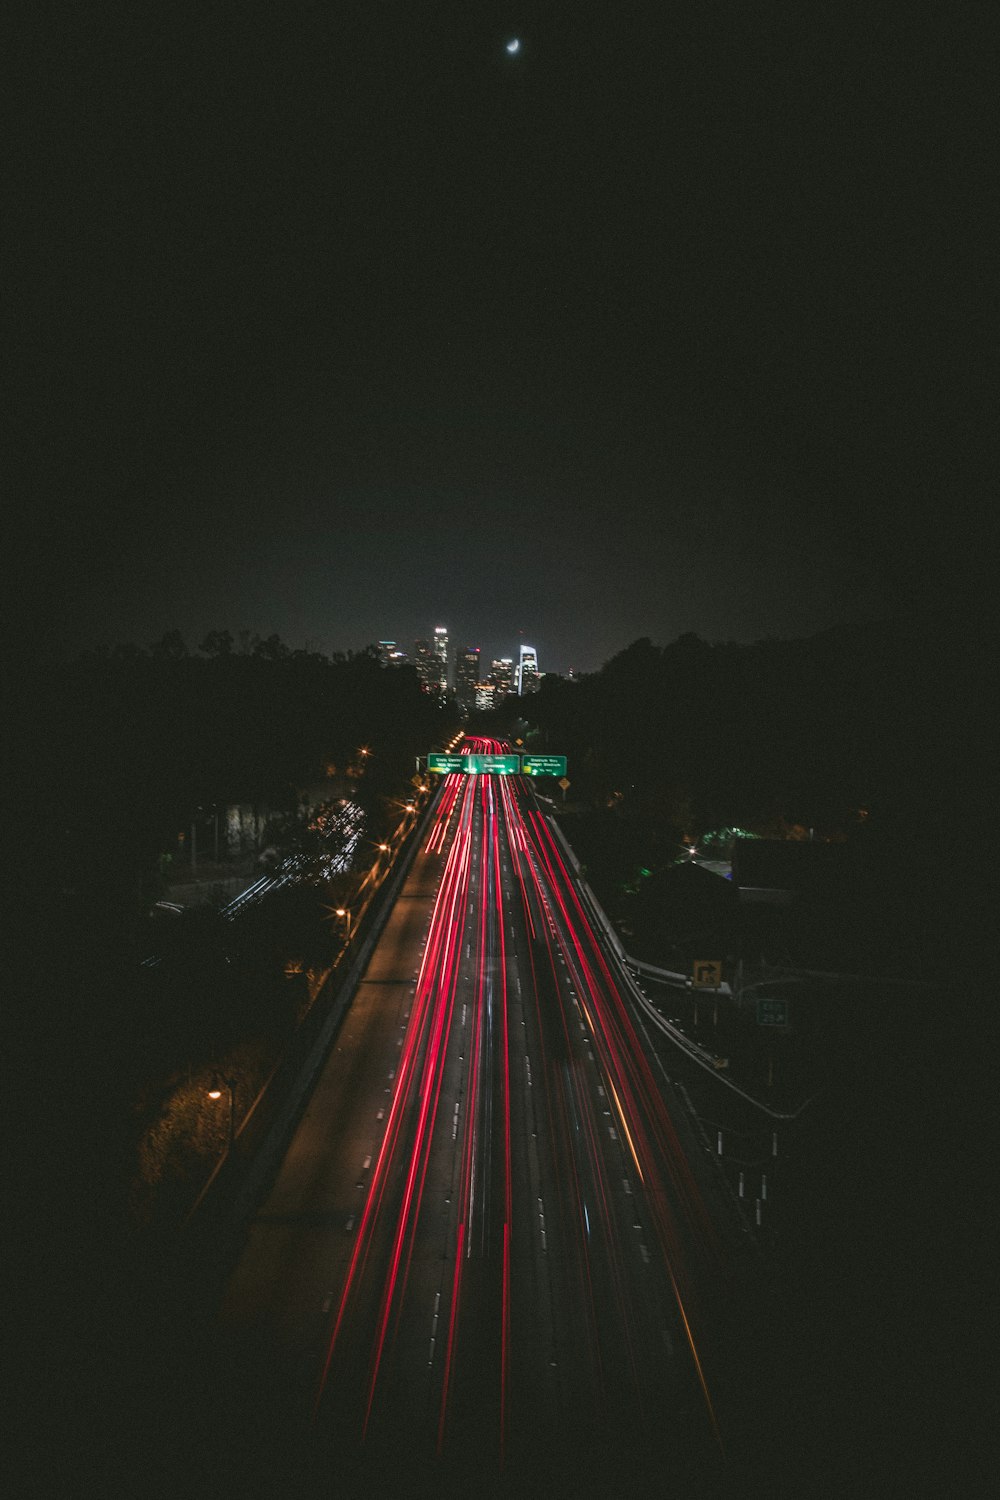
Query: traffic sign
427 753 464 773
464 753 521 775
427 752 523 775
522 755 568 777
692 959 723 989
756 997 789 1027
558 777 570 791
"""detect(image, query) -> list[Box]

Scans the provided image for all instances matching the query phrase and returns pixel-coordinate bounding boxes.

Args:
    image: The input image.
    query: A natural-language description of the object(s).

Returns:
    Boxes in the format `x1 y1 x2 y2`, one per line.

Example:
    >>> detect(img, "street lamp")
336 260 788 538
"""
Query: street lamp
208 1076 236 1151
335 907 353 940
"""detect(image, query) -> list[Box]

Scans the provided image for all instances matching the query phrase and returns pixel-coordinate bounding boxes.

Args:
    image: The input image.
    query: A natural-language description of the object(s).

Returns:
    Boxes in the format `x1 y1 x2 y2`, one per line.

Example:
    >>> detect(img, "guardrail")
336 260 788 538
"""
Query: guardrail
544 813 810 1122
183 783 442 1247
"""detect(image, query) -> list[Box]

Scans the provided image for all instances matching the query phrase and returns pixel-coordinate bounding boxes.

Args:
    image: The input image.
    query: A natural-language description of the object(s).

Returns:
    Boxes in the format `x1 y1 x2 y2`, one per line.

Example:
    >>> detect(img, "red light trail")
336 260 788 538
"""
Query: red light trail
303 734 725 1471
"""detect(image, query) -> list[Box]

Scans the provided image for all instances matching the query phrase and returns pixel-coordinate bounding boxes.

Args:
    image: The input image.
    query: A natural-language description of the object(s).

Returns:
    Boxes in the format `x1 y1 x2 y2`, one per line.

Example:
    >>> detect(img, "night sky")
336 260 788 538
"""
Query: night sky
10 4 990 672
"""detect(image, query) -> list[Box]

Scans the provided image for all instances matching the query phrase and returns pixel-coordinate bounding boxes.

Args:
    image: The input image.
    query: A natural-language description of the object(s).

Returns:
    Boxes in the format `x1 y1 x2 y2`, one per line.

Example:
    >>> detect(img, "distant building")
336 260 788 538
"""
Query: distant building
517 643 540 695
433 625 449 693
489 658 514 699
377 640 408 667
475 682 496 711
455 646 481 713
413 638 438 692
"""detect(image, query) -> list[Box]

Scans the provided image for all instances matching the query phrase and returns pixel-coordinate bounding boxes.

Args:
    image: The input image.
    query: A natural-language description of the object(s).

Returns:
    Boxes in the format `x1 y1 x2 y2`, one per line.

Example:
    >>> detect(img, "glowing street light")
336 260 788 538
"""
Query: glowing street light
335 907 353 940
208 1076 236 1150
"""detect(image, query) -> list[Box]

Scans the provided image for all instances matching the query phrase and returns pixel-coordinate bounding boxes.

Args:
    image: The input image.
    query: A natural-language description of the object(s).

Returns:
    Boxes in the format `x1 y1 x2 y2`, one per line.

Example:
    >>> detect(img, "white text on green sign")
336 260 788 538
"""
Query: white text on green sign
427 753 464 772
464 754 521 774
756 998 789 1026
522 755 568 777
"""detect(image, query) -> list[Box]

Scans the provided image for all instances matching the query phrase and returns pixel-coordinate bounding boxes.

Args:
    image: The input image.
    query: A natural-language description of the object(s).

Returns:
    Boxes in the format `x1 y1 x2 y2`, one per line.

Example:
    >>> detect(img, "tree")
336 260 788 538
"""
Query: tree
149 630 188 659
252 633 290 661
198 629 234 657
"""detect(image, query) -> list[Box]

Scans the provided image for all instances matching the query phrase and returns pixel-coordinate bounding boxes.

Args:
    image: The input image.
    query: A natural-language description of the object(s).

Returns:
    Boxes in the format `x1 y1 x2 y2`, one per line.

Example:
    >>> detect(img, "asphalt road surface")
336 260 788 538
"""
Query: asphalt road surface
212 744 750 1496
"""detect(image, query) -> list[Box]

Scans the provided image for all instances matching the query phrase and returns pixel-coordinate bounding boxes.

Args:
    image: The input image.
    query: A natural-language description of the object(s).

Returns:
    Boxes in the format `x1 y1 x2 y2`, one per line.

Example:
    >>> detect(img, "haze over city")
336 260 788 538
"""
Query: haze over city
11 4 988 667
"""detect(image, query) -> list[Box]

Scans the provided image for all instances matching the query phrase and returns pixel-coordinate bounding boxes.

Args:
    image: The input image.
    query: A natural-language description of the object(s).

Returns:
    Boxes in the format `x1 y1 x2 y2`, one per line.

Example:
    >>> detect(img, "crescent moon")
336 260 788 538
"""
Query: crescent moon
506 39 520 55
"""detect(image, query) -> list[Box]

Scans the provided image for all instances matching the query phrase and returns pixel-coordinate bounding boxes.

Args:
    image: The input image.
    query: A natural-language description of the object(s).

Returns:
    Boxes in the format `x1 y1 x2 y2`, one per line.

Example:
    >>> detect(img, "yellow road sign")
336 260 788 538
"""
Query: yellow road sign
692 959 723 988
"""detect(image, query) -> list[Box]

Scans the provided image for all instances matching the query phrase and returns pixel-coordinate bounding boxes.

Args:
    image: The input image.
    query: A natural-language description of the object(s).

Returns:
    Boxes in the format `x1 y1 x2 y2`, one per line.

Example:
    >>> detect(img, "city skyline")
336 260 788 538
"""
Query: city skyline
382 629 540 702
11 8 985 672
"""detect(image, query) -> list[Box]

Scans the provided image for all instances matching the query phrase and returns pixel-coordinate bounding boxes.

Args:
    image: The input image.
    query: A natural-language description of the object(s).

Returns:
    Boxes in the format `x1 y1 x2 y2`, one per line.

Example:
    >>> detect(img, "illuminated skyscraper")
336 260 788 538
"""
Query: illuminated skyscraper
517 643 539 695
433 625 449 692
378 640 407 667
489 658 514 699
413 638 437 691
455 646 481 713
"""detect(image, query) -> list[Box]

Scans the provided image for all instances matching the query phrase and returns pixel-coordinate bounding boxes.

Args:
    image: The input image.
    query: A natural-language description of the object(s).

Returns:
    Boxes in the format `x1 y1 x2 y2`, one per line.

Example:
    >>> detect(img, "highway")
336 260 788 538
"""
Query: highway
213 739 742 1495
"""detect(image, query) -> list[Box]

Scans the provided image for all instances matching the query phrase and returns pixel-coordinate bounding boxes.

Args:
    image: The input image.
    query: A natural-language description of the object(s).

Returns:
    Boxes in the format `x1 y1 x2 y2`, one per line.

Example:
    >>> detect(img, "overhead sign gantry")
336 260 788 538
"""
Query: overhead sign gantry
426 752 565 776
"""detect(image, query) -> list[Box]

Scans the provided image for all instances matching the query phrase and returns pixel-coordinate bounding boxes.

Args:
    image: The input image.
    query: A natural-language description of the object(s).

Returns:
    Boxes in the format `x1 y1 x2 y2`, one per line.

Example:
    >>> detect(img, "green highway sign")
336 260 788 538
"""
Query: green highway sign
427 752 563 775
756 997 789 1027
464 753 521 775
427 753 465 773
522 755 568 777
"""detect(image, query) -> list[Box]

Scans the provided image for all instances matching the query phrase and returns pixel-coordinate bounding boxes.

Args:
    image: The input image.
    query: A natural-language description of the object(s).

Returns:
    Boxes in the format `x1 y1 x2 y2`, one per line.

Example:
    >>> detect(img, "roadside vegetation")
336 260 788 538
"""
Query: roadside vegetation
21 634 457 1245
518 613 975 985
